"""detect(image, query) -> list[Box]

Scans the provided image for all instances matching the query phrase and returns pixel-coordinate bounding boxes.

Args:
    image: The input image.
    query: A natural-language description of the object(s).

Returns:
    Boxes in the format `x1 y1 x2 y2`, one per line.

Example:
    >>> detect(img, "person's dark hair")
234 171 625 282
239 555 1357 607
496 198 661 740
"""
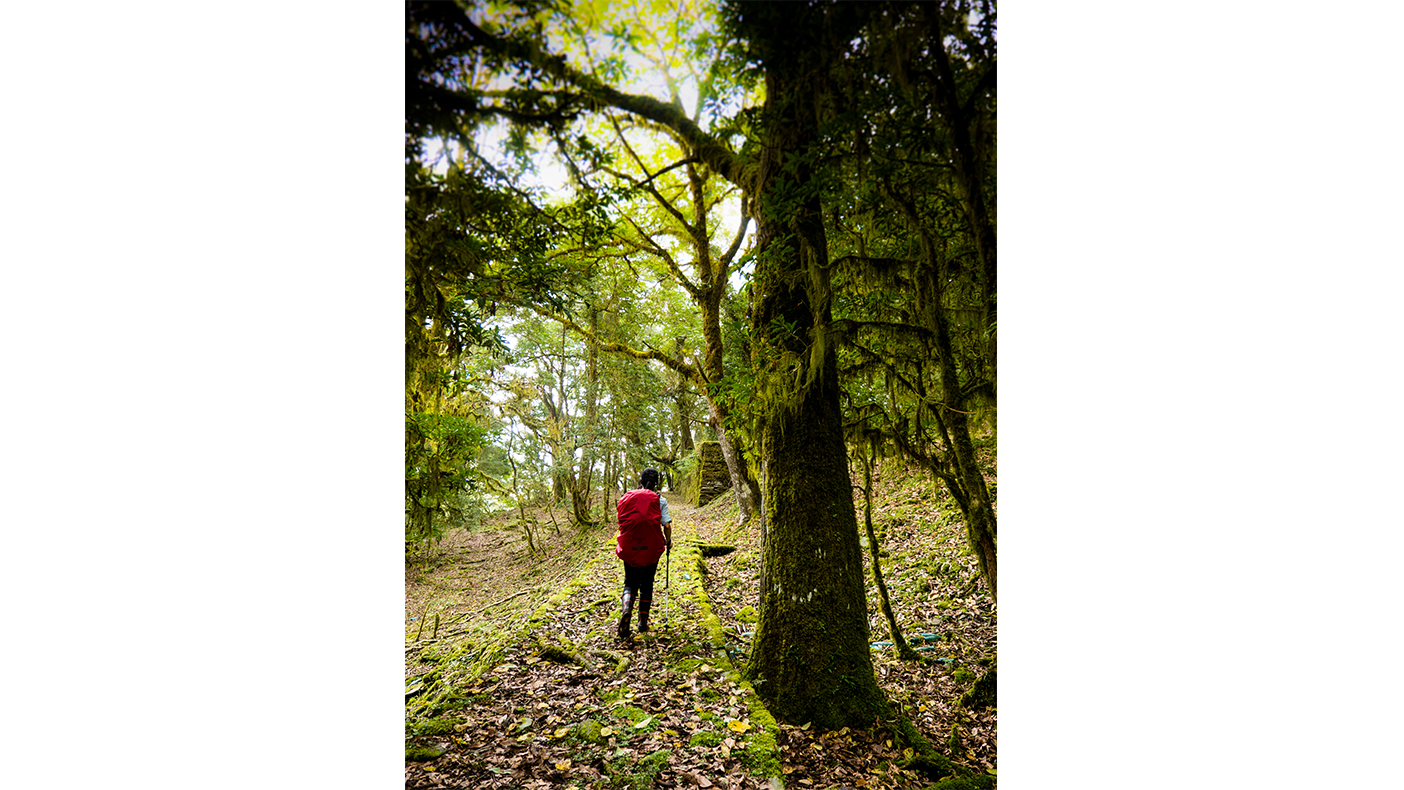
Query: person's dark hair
640 468 660 491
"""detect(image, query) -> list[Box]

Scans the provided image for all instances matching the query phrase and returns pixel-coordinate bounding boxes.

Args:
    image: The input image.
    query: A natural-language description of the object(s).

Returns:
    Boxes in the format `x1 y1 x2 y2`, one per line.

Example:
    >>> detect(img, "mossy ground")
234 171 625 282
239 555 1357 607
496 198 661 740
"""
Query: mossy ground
405 454 995 788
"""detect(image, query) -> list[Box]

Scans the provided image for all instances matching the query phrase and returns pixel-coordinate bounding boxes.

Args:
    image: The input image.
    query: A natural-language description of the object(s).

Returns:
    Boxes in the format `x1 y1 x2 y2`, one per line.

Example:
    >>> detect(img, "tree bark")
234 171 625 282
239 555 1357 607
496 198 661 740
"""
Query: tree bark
741 12 889 726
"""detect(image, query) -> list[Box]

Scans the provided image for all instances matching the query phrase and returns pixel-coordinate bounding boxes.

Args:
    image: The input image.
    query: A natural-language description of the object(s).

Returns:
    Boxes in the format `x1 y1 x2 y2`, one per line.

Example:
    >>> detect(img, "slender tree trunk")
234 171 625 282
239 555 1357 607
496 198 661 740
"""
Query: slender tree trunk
706 398 759 523
692 251 761 524
856 445 919 661
930 304 997 600
574 307 601 526
673 338 696 454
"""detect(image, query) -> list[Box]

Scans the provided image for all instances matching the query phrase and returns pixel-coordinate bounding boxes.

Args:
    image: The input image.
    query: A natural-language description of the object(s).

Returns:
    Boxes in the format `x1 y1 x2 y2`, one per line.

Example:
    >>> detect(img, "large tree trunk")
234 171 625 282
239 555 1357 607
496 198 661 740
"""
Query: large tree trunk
741 15 889 726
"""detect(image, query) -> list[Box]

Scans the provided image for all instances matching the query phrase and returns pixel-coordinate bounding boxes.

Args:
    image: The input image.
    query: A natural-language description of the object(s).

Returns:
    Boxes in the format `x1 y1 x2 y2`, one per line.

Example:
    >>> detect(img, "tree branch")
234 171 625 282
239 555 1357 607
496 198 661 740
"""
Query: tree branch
530 305 698 381
458 13 754 189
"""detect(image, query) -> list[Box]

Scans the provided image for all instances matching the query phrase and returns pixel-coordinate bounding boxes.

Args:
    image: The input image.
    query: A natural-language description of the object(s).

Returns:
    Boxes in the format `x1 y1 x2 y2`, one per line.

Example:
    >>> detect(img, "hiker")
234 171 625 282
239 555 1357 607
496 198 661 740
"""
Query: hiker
614 468 672 640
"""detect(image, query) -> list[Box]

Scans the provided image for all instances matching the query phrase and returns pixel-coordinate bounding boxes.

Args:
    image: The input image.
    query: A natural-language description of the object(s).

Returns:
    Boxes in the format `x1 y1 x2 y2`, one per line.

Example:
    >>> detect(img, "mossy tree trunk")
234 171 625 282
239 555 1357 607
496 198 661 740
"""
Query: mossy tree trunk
680 155 760 524
740 3 889 727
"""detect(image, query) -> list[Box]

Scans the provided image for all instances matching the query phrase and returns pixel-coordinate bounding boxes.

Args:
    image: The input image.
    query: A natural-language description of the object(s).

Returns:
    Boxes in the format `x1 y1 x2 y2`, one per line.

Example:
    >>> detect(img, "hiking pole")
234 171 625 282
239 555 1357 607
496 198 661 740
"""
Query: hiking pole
661 543 670 632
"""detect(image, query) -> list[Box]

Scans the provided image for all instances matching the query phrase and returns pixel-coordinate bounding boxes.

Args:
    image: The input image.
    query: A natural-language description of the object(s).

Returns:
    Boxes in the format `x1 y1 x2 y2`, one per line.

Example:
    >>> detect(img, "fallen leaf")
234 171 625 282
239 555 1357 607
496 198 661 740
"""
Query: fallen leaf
727 719 751 733
555 759 572 770
698 776 713 788
600 726 615 737
554 727 570 738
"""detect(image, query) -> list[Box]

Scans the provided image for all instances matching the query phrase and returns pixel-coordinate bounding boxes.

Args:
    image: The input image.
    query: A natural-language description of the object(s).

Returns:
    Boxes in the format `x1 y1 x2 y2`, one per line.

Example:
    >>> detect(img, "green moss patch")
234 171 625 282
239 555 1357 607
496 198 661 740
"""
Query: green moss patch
605 748 671 788
405 744 446 762
689 729 725 748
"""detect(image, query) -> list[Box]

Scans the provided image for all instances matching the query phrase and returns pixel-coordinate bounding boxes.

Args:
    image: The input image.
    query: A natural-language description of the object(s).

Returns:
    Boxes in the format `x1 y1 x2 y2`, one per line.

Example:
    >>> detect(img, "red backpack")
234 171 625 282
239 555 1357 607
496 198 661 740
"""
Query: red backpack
615 488 664 567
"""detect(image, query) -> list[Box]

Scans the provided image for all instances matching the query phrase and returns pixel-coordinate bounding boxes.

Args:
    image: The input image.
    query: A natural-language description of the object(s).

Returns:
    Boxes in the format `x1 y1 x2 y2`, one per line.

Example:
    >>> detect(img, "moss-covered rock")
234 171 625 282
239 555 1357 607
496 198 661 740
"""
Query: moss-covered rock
685 442 731 506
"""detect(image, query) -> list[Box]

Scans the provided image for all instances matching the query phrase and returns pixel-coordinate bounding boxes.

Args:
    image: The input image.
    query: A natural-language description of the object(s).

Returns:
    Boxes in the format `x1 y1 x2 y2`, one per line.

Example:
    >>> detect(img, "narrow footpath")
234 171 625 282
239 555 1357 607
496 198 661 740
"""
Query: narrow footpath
405 488 996 790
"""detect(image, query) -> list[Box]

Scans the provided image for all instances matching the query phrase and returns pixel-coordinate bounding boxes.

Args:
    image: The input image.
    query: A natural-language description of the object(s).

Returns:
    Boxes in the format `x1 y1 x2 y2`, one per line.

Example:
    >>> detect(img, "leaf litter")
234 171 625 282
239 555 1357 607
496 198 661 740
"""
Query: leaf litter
406 459 995 788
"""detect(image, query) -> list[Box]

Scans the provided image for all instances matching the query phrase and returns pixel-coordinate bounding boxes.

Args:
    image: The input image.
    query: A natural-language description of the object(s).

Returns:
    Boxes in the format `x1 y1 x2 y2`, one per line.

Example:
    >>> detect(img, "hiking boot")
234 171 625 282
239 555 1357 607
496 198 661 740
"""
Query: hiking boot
638 598 652 633
618 592 634 641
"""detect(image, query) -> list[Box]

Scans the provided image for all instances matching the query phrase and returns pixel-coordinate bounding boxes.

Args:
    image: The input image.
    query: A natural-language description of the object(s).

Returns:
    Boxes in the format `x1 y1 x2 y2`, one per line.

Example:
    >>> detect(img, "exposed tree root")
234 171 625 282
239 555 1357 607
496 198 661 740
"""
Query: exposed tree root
533 636 596 671
588 648 630 674
887 713 961 782
958 666 996 711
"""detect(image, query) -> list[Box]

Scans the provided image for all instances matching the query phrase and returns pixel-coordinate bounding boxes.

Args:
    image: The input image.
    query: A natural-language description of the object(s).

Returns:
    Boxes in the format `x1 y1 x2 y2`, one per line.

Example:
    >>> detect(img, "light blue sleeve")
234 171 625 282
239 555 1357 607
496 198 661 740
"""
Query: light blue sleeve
658 494 672 525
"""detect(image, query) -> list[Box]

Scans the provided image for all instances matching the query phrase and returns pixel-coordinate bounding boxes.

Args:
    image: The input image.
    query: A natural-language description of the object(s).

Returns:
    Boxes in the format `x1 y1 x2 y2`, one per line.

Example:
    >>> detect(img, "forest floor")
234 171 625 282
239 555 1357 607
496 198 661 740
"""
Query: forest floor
404 456 996 790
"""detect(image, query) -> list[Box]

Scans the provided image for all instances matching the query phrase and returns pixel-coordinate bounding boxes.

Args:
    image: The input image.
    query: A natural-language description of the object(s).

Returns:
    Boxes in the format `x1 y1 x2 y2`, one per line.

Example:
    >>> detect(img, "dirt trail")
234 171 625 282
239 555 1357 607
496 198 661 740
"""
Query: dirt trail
405 475 996 789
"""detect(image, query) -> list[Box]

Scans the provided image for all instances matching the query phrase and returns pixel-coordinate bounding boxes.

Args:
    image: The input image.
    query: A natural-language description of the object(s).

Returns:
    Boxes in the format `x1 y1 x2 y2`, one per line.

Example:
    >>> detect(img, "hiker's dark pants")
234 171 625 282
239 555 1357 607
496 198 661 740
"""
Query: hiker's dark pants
622 562 658 603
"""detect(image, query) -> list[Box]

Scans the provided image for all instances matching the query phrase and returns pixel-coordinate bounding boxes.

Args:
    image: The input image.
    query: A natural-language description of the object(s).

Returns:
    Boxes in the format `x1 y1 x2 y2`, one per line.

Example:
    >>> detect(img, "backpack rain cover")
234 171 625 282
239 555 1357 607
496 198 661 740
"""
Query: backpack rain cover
615 488 664 567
